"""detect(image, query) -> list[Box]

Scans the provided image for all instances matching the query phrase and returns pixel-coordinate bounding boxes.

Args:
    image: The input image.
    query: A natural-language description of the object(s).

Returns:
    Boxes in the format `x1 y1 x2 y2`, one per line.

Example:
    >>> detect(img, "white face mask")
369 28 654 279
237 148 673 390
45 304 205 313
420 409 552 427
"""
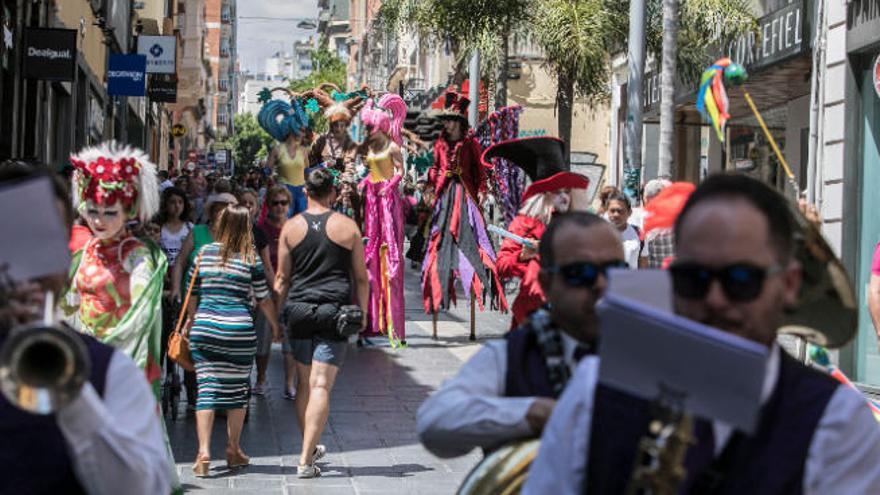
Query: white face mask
83 201 128 240
551 190 572 213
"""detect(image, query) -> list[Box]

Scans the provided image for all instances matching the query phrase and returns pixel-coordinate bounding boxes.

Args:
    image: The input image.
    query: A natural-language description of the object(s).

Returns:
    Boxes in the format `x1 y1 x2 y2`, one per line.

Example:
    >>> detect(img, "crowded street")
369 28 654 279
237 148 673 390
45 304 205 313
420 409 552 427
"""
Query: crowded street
169 267 508 493
3 0 880 494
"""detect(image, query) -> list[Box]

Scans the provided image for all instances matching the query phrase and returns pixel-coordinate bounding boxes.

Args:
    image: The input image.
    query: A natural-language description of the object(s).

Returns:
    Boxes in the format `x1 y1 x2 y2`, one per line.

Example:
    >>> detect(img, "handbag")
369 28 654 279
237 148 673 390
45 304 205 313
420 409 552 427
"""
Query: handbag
167 254 201 372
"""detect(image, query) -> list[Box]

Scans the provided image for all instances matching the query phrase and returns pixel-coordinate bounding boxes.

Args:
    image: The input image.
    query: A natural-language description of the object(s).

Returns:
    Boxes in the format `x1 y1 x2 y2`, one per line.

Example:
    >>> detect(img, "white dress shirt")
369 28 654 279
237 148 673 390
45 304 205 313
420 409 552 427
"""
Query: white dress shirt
525 345 880 495
56 350 172 495
417 333 582 458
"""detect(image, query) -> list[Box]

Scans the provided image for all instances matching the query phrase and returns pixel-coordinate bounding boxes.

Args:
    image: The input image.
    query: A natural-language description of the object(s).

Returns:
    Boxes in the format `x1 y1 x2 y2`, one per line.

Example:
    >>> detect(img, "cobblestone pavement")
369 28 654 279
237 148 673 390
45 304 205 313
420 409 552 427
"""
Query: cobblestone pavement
167 264 511 494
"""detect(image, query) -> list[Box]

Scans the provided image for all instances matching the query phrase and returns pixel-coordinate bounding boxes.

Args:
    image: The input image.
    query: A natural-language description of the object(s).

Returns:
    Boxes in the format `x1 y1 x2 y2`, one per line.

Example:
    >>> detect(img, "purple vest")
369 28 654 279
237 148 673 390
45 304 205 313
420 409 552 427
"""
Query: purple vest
505 325 555 398
584 351 839 495
0 330 114 494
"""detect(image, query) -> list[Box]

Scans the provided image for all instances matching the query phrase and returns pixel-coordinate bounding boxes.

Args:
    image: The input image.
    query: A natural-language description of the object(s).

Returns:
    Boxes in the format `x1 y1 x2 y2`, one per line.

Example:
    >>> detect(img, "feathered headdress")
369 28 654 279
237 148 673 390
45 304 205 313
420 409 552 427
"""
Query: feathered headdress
307 83 369 123
69 142 160 222
359 93 407 145
257 87 311 142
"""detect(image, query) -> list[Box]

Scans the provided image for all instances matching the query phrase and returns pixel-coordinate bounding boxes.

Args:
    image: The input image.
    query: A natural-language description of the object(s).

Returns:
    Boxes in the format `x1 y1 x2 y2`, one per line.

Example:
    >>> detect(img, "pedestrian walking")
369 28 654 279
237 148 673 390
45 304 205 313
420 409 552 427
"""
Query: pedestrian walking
239 188 275 396
257 184 298 399
187 204 281 477
604 192 642 269
275 168 369 478
158 187 193 268
418 212 624 458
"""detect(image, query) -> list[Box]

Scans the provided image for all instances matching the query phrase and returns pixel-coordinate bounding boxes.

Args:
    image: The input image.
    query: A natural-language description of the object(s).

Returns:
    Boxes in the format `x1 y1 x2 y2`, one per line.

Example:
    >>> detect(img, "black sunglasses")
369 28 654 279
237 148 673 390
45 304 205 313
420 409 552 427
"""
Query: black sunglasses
545 260 628 288
669 262 782 302
271 200 290 207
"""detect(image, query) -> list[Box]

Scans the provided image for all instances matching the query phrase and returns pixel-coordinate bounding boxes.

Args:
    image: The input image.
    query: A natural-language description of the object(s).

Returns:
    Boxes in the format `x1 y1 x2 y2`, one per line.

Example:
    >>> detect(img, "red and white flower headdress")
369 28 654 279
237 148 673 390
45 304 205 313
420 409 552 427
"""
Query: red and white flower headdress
70 142 160 222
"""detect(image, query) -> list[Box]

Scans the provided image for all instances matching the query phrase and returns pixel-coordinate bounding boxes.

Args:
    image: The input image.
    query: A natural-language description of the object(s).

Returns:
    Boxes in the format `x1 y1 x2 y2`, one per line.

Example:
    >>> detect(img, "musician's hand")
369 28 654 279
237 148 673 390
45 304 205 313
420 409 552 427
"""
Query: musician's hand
0 280 45 327
525 398 556 433
519 240 539 261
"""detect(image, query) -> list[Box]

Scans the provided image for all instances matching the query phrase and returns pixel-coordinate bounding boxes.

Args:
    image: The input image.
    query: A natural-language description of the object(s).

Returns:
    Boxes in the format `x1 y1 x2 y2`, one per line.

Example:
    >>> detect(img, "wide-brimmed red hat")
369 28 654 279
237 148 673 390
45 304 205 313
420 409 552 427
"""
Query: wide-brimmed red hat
430 89 470 124
521 172 590 202
482 136 566 181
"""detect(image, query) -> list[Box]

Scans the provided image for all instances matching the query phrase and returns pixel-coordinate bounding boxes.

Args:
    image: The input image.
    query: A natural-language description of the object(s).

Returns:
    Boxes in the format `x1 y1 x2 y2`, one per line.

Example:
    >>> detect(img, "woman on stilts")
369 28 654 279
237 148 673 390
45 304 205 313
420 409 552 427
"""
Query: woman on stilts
421 90 507 335
357 93 408 347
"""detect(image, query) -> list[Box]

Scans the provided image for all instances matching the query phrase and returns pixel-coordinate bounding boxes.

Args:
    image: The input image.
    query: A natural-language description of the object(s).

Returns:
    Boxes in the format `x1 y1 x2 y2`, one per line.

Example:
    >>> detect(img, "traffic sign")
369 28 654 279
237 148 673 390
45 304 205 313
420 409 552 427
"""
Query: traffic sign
171 124 186 138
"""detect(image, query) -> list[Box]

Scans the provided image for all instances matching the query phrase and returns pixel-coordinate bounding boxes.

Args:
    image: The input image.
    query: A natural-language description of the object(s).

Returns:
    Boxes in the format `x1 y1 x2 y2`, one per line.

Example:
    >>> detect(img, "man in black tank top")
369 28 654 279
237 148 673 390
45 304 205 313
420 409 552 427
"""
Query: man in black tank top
275 168 369 479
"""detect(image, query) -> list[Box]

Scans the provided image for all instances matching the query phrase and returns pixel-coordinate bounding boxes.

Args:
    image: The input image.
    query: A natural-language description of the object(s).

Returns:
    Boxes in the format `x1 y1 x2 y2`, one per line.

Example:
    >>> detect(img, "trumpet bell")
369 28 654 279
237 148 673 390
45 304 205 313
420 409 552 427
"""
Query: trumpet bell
780 206 858 349
457 439 540 495
0 324 89 415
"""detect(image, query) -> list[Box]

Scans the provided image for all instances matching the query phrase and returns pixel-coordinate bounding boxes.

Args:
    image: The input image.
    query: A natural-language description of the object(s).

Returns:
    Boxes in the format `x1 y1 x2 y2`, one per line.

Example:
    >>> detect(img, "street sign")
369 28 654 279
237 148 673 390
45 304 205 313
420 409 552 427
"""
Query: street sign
215 150 228 164
171 124 187 138
22 28 76 81
107 54 147 96
137 35 176 74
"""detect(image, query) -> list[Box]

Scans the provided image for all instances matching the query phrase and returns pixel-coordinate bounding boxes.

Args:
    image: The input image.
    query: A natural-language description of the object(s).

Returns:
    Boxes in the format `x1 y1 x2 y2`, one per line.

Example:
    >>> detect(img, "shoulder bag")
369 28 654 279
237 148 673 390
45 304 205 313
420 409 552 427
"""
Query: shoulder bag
167 253 201 371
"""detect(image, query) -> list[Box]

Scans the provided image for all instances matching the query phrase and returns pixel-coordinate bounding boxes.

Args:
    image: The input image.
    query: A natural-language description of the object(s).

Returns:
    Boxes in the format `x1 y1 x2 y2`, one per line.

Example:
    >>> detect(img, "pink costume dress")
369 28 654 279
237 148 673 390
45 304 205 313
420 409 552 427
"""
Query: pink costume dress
361 143 405 345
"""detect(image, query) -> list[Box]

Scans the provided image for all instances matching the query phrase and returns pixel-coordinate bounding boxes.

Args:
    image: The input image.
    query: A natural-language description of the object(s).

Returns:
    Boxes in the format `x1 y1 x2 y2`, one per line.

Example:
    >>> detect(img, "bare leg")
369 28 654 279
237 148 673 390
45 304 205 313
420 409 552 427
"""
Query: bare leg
432 310 438 340
255 354 269 386
225 408 247 455
469 292 476 341
284 352 297 392
294 361 311 435
195 409 216 458
299 362 339 466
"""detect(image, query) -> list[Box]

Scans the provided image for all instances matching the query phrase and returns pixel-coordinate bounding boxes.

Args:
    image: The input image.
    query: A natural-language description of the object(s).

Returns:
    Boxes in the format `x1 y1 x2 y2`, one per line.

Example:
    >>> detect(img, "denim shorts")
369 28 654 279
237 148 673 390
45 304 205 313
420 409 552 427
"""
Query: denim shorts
290 336 347 367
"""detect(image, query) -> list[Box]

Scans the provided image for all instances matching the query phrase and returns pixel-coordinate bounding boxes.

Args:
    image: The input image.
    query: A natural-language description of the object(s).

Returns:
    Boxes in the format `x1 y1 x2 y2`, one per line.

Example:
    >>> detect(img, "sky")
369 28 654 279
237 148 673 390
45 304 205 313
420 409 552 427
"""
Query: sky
237 0 318 74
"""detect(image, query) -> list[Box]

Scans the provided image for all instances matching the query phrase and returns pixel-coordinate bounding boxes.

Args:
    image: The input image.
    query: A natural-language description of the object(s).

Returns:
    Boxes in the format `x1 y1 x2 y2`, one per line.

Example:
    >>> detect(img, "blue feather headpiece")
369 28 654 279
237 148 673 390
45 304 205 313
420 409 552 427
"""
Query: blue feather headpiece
257 88 311 142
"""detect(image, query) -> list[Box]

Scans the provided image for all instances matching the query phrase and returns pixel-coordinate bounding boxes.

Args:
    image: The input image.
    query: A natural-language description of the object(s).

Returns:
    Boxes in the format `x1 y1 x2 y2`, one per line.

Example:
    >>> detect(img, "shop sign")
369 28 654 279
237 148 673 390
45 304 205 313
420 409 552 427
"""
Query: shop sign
725 0 805 71
847 0 880 54
148 75 177 103
107 54 146 96
22 28 77 81
215 150 228 164
643 0 807 113
171 124 187 138
137 35 176 74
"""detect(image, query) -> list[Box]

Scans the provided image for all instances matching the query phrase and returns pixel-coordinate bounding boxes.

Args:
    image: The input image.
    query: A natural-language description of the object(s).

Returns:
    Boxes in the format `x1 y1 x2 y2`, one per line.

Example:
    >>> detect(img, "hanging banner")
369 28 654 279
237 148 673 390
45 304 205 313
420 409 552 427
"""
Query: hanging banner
137 35 176 74
107 54 147 97
148 75 177 102
22 28 77 81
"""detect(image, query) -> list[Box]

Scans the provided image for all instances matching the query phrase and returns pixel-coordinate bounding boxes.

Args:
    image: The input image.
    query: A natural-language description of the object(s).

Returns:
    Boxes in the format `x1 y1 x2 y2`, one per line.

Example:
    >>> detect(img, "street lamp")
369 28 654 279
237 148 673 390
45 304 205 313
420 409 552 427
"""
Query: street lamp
296 20 317 30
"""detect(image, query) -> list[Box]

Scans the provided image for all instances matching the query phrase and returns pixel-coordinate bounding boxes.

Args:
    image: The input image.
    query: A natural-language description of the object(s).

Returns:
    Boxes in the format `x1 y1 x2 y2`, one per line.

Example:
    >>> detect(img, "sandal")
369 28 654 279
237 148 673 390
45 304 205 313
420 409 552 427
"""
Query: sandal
297 463 321 478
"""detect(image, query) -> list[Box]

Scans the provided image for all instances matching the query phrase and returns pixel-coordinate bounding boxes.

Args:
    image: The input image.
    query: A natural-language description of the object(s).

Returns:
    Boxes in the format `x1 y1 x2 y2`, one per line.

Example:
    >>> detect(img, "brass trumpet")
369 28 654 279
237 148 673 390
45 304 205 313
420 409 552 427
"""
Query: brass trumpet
0 292 89 415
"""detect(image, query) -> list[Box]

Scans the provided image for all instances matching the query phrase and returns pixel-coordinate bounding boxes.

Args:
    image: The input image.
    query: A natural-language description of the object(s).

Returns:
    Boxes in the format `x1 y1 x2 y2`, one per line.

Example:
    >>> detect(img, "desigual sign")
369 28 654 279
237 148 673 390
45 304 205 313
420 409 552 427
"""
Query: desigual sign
22 28 76 81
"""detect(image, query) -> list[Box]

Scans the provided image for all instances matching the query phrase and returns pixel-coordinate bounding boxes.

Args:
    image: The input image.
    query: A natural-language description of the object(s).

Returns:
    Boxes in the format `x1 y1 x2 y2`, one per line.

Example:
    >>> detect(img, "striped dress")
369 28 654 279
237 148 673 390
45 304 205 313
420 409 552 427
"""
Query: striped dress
189 243 269 410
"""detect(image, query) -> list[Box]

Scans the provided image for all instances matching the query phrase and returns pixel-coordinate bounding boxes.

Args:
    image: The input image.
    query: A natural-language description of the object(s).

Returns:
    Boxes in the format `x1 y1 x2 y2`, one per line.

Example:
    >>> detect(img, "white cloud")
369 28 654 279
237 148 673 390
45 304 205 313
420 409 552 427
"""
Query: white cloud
237 0 319 74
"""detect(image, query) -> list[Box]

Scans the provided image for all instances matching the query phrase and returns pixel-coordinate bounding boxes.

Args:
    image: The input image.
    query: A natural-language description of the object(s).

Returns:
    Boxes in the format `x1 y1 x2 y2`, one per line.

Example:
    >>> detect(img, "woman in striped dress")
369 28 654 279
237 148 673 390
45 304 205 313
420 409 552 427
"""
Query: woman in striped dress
188 205 281 476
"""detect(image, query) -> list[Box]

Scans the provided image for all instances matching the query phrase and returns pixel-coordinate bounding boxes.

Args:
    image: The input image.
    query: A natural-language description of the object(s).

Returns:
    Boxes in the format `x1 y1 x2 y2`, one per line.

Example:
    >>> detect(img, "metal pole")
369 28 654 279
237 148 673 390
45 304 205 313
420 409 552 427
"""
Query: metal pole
468 50 480 128
805 0 826 203
657 0 678 178
624 0 646 201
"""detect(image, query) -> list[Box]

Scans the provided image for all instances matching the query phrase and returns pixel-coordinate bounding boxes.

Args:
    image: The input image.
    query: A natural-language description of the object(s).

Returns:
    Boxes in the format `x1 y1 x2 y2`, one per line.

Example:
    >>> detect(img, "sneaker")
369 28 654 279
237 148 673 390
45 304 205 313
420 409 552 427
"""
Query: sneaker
284 388 297 400
312 445 326 462
252 382 266 396
297 463 321 478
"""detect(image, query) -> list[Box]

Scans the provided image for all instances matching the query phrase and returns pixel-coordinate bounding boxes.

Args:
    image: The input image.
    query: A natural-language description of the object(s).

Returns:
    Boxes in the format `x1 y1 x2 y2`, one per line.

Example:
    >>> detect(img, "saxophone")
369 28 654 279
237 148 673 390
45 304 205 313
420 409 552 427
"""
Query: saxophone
625 398 694 495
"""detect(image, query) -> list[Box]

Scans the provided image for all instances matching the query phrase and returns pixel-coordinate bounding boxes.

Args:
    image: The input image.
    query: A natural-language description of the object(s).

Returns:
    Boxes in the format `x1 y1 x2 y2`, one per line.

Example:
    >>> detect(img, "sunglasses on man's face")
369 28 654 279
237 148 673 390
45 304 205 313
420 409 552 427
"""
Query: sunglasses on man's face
271 200 290 207
668 262 783 303
545 260 629 288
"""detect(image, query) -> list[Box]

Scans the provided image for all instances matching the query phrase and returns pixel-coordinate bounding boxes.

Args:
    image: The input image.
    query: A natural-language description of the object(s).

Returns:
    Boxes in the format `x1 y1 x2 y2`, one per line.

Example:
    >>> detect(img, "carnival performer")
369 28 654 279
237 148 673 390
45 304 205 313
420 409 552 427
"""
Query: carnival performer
307 85 365 224
62 142 165 394
483 137 591 329
259 88 312 218
422 90 507 319
357 93 408 346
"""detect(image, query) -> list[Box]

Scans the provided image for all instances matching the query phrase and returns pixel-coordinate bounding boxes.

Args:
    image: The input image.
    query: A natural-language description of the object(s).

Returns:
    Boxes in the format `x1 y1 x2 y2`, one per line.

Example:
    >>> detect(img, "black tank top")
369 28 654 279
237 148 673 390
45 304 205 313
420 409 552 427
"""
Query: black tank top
287 211 352 304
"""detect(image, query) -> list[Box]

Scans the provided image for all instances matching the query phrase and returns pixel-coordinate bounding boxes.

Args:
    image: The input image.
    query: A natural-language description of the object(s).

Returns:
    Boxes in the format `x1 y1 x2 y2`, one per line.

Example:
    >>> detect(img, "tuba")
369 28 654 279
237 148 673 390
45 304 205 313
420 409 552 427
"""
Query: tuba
456 203 859 494
0 291 90 415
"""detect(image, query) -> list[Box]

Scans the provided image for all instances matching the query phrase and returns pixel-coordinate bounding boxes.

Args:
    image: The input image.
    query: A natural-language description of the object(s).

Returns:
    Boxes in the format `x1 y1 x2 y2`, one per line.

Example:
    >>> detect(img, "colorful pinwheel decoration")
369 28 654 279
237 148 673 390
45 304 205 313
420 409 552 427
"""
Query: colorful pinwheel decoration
696 57 747 142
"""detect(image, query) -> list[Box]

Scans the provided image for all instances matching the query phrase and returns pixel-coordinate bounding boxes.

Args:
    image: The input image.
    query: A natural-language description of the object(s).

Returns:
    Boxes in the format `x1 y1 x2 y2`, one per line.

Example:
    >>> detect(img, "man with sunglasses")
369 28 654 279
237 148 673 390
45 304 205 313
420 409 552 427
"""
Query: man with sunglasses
526 174 880 494
417 212 625 458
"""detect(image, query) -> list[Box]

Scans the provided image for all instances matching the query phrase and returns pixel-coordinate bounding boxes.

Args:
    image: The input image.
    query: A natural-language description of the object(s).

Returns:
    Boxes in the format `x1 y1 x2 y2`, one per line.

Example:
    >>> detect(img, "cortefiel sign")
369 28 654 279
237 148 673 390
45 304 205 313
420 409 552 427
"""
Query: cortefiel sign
137 35 176 74
107 54 147 96
22 28 77 81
